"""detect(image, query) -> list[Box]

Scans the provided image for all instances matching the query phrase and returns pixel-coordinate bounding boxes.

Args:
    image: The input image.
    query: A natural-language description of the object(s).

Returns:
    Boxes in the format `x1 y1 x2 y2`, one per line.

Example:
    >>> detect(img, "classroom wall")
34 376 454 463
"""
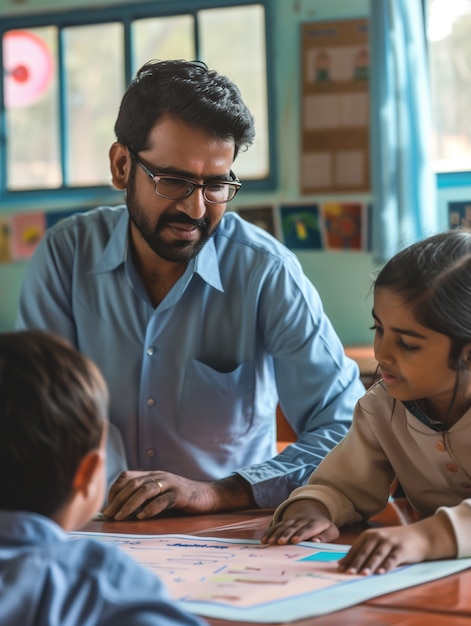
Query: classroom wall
0 0 383 345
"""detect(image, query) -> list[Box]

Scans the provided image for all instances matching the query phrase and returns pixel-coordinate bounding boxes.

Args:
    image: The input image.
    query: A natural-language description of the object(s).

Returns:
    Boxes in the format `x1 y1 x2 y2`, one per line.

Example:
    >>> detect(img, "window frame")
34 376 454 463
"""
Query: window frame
0 0 277 209
424 0 471 188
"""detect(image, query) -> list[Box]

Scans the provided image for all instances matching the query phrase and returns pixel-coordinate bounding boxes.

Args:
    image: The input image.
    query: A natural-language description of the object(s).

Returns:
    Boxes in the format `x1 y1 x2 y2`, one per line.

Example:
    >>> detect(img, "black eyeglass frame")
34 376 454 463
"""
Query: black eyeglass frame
127 147 242 204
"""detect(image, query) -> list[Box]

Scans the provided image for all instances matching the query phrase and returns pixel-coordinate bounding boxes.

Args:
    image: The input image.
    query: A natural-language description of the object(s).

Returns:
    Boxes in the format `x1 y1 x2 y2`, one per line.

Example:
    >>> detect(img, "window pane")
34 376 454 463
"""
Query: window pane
3 27 60 190
427 0 471 172
63 23 124 186
2 4 270 196
199 5 269 180
132 15 195 72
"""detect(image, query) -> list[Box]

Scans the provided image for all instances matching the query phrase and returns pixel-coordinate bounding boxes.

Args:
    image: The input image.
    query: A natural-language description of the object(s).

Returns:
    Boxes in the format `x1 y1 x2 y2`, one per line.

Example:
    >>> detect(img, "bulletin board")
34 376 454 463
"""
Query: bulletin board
300 18 370 195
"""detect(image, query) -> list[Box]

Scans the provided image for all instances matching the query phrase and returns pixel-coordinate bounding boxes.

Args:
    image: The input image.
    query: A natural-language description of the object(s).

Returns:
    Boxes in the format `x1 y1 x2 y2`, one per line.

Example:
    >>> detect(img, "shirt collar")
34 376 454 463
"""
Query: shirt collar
0 510 66 546
90 208 224 292
193 235 224 292
402 398 447 432
91 208 129 274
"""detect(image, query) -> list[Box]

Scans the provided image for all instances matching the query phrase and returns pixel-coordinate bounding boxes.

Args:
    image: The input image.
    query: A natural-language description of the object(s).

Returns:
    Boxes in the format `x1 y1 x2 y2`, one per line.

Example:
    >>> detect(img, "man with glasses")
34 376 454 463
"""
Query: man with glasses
16 59 364 520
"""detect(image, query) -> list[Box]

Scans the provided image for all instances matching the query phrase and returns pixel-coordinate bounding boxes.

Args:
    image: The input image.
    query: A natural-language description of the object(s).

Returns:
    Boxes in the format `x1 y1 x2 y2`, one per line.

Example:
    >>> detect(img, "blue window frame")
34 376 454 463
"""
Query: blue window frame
0 0 276 209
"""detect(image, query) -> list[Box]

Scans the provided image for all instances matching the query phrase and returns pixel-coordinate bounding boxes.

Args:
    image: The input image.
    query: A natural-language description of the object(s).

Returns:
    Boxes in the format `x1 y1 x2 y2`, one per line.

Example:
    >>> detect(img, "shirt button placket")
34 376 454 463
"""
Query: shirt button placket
144 345 156 463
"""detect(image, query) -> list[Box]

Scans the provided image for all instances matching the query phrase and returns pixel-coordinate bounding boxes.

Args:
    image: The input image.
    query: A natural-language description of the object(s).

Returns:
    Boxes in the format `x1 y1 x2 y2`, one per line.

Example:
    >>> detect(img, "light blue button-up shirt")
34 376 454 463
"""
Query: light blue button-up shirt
0 510 206 626
16 207 364 507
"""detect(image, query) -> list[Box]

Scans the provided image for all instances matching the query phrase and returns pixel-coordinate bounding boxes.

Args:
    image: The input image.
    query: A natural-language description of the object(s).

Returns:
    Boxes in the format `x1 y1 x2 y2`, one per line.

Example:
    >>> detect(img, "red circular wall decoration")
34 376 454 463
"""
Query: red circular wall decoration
3 30 53 108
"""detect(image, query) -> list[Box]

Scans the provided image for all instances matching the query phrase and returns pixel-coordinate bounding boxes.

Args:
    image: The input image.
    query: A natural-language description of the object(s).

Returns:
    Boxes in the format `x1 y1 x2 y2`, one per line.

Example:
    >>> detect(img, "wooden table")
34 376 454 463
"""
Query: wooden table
82 508 471 625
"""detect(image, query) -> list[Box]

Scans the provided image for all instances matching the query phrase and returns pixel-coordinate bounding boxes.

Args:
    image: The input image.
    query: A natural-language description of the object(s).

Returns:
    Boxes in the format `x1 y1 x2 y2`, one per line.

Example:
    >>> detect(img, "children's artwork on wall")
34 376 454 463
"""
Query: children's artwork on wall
0 207 90 264
0 216 12 263
280 204 323 250
236 205 279 238
10 211 46 260
448 201 471 229
321 202 367 250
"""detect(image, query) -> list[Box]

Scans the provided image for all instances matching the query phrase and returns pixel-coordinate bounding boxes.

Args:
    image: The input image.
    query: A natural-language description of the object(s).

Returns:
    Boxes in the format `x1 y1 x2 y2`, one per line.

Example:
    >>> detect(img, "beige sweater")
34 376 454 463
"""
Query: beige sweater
273 381 471 557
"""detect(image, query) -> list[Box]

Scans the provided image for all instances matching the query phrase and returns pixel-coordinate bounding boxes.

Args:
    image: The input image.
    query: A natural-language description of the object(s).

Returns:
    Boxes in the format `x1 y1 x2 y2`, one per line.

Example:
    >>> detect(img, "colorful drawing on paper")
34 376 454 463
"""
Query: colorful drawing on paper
69 533 471 623
10 211 46 260
280 204 322 250
321 202 366 250
0 208 88 265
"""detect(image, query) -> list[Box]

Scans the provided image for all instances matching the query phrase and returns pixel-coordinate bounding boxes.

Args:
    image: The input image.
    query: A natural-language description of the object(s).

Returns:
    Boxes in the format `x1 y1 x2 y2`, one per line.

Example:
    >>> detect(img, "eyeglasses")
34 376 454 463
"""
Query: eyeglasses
128 147 241 204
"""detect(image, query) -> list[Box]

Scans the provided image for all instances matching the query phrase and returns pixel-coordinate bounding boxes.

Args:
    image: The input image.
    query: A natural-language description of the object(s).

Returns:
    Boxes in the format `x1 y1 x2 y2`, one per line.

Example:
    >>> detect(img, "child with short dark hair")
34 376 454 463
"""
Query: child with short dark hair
262 229 471 575
0 330 206 626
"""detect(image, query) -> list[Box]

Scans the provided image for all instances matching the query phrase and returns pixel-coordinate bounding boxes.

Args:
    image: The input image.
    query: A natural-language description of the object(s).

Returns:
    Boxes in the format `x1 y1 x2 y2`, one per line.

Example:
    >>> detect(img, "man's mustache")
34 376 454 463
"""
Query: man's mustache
159 214 208 229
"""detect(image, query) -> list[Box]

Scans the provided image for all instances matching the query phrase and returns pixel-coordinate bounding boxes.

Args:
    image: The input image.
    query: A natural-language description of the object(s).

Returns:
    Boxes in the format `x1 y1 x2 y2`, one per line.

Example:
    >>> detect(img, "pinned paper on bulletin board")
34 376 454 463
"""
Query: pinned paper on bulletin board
301 18 370 194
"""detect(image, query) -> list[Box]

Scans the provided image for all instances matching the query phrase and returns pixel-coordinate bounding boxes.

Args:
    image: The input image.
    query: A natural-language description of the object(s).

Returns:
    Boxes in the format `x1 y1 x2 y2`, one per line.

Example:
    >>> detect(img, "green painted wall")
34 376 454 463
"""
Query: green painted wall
0 0 377 345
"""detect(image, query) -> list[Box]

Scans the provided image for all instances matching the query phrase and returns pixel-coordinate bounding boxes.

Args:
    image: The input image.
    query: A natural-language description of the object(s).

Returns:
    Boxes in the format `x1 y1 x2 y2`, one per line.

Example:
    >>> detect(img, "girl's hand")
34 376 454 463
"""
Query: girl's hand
261 516 340 545
338 513 457 575
261 500 339 545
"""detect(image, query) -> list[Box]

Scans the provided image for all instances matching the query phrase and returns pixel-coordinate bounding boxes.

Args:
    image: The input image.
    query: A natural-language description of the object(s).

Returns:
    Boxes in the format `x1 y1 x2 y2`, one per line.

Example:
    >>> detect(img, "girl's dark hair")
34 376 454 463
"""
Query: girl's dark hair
114 59 255 158
0 330 108 517
375 229 471 369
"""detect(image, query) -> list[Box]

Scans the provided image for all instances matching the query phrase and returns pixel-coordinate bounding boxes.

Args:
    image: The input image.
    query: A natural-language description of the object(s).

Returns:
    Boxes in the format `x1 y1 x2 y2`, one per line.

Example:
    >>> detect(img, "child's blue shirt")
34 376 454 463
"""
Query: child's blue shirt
0 510 206 626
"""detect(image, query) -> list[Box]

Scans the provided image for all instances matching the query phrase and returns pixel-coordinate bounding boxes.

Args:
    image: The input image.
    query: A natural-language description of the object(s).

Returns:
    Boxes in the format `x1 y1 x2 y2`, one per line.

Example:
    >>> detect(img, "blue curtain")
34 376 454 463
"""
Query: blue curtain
370 0 439 262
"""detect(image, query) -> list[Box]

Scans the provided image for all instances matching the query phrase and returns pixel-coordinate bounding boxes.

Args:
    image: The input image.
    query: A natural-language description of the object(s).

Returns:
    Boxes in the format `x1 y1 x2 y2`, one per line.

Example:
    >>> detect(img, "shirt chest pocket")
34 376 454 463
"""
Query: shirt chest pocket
178 359 254 443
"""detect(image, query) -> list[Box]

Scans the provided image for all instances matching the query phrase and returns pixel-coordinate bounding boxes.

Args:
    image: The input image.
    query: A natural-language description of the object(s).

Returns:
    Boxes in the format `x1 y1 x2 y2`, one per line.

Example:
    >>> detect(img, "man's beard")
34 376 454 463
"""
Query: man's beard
126 183 218 263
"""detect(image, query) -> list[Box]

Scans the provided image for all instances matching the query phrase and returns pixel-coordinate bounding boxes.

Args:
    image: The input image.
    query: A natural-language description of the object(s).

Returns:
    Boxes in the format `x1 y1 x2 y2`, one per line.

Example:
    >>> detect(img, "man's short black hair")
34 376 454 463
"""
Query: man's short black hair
114 59 255 159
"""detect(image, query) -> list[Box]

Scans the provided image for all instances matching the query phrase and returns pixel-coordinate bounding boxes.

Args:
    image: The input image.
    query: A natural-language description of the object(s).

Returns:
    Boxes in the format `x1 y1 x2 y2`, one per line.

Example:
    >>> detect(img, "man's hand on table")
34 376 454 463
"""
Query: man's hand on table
102 471 256 520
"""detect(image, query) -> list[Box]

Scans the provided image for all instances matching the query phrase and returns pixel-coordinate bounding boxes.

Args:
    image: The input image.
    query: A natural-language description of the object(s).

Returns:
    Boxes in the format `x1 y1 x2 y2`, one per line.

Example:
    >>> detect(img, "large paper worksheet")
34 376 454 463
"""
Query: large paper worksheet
70 532 471 622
